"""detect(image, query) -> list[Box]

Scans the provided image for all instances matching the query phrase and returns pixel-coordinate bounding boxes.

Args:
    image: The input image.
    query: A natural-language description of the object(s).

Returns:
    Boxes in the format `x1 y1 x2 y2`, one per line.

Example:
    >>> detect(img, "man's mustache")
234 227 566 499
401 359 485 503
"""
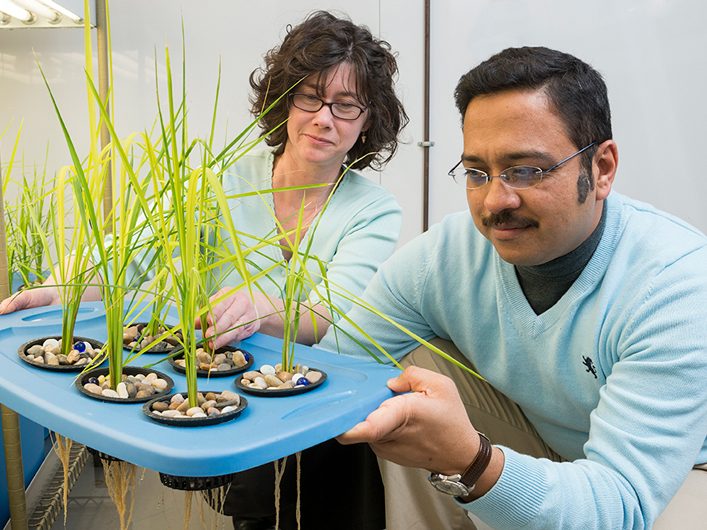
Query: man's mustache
481 210 539 229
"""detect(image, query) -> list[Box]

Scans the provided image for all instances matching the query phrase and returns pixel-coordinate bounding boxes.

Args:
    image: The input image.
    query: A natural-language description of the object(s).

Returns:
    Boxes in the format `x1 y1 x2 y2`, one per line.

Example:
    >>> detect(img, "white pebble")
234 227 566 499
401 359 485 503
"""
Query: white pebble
221 405 237 413
116 382 129 398
170 394 185 404
152 379 168 390
259 364 276 375
253 377 268 389
102 389 120 398
42 338 59 349
186 407 203 417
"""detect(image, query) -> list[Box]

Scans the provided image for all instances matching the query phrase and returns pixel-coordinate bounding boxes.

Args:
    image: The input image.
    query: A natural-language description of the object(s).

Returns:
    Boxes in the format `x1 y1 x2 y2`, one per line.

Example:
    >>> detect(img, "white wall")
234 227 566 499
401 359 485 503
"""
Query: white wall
428 0 707 233
0 0 425 245
3 1 706 244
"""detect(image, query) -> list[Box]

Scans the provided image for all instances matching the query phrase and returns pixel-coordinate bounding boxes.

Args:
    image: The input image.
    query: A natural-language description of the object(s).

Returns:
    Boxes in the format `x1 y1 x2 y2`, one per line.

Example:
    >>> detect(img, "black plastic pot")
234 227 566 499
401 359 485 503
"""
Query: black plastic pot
17 335 105 372
123 322 180 354
143 391 248 427
235 368 327 397
87 446 123 463
167 345 254 378
159 471 236 491
75 366 175 403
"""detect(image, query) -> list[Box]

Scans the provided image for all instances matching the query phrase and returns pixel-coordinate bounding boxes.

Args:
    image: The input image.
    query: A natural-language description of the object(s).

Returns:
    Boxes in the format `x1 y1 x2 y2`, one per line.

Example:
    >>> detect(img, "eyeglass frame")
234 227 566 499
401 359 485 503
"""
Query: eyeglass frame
288 92 368 121
448 141 598 190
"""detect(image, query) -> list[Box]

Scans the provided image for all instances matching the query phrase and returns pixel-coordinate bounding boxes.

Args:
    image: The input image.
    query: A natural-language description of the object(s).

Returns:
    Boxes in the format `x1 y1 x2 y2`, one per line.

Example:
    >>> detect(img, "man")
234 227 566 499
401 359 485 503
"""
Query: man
319 47 707 529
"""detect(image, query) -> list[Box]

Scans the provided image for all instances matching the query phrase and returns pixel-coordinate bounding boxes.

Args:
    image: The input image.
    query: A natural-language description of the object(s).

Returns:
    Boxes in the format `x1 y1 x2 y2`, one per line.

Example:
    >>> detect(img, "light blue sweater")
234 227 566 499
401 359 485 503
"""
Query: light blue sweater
319 192 707 529
122 149 402 319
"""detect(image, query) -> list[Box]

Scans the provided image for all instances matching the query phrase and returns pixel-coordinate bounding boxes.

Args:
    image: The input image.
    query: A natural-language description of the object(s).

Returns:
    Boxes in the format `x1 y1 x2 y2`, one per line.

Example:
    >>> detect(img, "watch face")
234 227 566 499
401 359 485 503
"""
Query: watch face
429 474 470 497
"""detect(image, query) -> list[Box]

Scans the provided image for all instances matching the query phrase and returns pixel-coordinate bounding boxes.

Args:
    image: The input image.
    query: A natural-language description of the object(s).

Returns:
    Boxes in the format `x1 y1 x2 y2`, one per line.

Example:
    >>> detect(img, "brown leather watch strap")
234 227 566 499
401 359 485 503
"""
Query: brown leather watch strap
457 432 492 495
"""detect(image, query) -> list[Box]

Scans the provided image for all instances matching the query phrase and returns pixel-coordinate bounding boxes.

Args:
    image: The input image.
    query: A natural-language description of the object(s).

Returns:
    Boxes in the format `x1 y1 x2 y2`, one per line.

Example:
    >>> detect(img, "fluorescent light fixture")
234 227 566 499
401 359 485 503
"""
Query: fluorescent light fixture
0 0 91 28
0 0 34 22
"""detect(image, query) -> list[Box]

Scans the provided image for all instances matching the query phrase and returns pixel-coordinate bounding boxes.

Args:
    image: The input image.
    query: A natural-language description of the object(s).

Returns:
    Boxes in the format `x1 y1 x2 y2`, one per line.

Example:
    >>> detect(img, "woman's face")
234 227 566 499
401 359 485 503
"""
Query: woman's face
284 63 368 172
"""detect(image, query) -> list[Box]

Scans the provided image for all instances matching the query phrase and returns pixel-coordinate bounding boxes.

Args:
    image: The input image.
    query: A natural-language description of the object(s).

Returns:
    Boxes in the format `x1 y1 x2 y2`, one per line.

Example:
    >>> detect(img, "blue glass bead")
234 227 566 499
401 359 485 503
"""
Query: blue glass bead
296 377 310 386
87 377 98 385
73 341 86 352
242 351 251 362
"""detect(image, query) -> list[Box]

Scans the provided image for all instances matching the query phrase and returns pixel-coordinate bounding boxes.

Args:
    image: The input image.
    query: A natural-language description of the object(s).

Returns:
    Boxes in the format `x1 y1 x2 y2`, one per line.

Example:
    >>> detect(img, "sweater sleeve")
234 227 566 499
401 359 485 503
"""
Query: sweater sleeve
463 246 707 529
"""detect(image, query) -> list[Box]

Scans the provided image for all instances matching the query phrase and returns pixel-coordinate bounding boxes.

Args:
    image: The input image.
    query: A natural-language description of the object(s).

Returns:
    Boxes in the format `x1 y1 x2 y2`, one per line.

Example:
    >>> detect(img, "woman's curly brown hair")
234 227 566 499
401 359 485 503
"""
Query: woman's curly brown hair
249 10 408 171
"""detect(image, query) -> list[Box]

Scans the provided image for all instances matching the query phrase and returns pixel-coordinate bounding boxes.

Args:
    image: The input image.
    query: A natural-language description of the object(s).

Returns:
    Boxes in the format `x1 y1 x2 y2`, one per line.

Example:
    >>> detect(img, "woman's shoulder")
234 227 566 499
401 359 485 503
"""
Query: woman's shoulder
336 170 400 209
222 149 275 191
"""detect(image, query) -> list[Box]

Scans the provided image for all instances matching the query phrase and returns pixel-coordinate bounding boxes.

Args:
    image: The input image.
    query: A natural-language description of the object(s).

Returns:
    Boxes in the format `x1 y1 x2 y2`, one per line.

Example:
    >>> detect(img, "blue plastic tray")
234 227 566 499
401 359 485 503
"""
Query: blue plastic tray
0 302 398 477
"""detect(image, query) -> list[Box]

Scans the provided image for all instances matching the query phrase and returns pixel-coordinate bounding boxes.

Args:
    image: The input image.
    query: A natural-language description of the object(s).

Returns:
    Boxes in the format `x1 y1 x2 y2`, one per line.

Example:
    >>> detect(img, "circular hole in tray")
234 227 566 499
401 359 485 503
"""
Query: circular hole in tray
75 366 175 403
17 336 105 372
167 345 254 377
143 391 247 427
235 368 327 397
123 322 181 354
159 471 236 491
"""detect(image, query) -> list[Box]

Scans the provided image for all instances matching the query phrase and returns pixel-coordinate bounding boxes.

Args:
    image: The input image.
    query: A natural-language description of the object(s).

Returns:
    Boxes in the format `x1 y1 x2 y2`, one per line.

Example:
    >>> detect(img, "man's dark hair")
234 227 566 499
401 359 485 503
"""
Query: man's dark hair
454 46 612 177
249 10 408 171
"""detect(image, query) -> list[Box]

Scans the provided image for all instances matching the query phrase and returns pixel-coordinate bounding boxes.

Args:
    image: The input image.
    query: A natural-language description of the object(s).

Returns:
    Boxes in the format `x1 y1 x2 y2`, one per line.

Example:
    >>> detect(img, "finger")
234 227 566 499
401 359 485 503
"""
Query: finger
337 394 409 444
0 292 30 314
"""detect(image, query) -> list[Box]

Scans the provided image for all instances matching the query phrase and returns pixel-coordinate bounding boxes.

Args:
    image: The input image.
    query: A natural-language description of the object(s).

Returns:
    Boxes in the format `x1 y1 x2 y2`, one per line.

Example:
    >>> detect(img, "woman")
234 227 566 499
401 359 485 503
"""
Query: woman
200 10 406 350
212 12 407 530
0 9 406 530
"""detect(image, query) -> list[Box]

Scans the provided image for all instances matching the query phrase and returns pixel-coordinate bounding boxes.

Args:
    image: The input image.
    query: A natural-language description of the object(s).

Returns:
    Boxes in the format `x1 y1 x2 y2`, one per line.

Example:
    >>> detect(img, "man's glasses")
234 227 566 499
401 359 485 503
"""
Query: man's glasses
289 93 367 121
448 142 597 190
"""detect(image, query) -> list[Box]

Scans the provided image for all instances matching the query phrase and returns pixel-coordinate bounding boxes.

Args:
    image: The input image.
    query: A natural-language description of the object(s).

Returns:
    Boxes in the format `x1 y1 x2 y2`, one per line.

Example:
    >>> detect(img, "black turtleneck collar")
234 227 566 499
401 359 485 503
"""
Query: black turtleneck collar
515 205 607 315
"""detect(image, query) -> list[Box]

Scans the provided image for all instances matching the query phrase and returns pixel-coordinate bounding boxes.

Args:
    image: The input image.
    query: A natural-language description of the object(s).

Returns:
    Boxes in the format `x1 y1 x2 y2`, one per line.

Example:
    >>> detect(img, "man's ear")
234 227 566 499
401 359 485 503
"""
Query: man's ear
593 139 618 200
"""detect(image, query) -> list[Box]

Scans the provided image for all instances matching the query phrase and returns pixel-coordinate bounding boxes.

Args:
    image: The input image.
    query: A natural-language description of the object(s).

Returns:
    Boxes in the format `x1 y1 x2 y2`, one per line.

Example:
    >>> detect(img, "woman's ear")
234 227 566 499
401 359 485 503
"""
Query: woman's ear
593 139 618 200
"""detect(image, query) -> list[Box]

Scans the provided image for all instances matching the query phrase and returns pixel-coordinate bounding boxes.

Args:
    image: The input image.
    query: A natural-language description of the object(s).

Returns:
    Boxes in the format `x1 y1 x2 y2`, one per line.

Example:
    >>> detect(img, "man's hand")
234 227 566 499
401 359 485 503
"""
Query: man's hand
196 287 263 349
337 366 480 475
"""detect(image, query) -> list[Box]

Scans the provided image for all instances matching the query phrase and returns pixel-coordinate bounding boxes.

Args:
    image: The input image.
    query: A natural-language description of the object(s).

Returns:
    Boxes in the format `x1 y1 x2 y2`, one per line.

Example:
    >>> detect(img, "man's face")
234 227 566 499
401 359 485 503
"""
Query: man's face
463 89 605 266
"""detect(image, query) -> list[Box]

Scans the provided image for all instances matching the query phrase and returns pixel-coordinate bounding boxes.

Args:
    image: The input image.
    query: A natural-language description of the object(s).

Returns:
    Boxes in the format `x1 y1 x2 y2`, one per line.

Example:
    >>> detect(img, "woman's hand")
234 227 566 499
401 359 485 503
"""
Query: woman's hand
0 282 60 314
197 287 265 349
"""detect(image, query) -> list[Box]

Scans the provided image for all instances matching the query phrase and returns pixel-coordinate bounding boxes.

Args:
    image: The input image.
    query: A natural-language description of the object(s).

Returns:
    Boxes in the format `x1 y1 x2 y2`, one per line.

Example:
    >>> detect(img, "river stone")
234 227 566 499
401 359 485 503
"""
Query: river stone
66 350 80 364
151 401 169 412
152 379 168 391
102 389 120 398
217 363 232 372
276 371 293 382
84 383 103 395
116 382 129 398
259 364 276 376
186 406 203 417
213 353 227 365
135 389 153 399
171 393 185 404
242 371 261 381
207 407 220 416
45 353 59 366
27 345 44 356
219 390 240 402
160 409 181 417
232 351 246 366
264 374 282 387
305 371 323 384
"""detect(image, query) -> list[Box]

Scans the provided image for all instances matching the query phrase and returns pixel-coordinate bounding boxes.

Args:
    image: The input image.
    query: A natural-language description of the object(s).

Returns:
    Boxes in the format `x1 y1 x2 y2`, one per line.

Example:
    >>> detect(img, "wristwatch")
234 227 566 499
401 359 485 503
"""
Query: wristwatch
428 432 492 498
